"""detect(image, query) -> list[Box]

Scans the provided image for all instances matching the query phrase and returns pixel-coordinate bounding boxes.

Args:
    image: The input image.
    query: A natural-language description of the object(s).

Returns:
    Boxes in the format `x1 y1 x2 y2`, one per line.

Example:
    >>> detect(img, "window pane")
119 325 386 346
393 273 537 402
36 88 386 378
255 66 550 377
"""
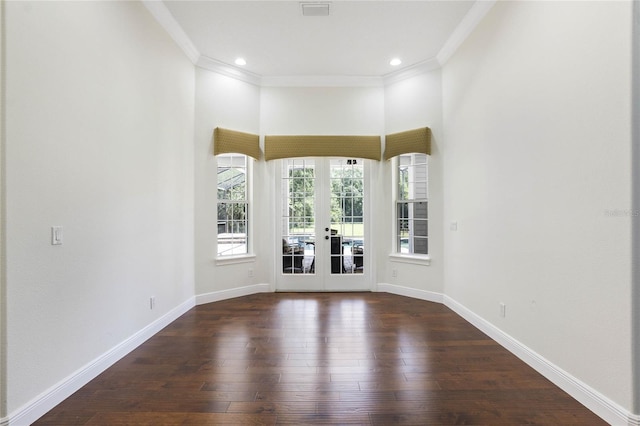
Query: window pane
397 202 408 220
396 155 428 255
330 159 365 274
414 219 428 237
217 202 247 256
414 153 427 164
413 237 428 254
217 154 248 256
398 167 409 200
413 201 428 220
414 180 427 200
282 159 316 274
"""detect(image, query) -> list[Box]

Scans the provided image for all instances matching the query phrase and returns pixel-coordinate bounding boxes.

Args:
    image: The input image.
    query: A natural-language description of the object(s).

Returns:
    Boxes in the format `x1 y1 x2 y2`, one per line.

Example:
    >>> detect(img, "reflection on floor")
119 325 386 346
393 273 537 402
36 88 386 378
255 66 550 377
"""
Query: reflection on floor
34 292 607 425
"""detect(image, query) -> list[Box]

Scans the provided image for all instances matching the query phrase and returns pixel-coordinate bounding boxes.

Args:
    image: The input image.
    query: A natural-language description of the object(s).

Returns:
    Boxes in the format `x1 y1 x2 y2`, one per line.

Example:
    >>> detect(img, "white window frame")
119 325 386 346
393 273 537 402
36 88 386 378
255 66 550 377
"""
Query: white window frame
216 153 254 263
390 153 430 265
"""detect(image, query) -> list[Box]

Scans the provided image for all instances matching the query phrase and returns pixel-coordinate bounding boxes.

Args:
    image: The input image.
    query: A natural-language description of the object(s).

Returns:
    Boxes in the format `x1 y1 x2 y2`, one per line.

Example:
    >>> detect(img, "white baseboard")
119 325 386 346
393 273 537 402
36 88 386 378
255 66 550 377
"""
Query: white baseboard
2 284 271 426
5 285 638 426
4 297 195 426
376 282 444 304
443 295 637 426
377 284 638 425
195 283 271 305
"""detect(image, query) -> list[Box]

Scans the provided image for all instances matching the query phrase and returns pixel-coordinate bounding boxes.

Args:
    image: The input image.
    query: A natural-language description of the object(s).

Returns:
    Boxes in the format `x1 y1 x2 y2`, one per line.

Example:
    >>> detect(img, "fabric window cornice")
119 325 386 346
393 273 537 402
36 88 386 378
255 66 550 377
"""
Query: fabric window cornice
383 127 431 160
264 135 381 161
213 127 261 160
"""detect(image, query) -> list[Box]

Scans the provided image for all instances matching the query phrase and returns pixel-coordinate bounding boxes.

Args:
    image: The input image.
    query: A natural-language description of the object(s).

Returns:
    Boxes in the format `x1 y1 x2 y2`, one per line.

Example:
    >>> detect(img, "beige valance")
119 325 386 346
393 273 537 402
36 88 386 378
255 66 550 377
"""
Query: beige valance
213 127 261 160
383 127 431 160
264 135 381 161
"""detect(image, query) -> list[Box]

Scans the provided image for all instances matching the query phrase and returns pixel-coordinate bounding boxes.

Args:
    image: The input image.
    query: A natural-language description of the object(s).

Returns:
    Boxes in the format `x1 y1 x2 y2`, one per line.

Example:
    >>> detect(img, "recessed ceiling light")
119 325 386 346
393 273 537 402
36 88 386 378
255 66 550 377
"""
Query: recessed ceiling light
235 58 247 66
390 58 402 66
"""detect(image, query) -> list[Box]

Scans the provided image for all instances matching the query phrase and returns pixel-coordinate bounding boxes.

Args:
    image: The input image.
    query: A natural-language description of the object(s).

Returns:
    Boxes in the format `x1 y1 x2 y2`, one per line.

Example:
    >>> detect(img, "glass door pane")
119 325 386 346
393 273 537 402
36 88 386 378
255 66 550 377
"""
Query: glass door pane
281 159 316 274
329 159 364 275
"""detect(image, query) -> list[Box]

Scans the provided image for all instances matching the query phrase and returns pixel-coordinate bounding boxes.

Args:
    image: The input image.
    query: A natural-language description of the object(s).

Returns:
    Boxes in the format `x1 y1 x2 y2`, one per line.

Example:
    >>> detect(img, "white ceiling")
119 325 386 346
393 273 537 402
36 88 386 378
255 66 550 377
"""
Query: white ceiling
160 1 478 79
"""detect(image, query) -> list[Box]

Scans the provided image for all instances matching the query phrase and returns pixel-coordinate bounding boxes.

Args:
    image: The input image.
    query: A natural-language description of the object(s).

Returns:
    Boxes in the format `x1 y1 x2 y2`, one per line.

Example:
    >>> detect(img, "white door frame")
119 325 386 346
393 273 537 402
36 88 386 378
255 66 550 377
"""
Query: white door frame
275 157 372 292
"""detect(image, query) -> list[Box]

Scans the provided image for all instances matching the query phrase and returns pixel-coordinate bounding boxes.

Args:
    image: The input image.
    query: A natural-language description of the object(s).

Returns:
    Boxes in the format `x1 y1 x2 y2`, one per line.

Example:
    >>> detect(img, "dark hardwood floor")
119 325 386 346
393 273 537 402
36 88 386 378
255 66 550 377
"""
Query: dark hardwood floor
34 292 607 425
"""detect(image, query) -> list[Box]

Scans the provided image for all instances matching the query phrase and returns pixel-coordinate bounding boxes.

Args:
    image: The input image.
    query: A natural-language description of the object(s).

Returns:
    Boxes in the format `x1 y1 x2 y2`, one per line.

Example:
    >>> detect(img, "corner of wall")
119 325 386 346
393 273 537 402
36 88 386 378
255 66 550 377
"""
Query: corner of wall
632 0 640 417
0 0 7 420
376 283 444 304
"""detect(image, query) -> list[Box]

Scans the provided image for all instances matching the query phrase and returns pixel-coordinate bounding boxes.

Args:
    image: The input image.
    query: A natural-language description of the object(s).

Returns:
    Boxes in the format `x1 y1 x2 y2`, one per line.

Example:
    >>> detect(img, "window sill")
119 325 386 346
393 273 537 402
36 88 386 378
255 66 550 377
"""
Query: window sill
388 253 431 266
215 254 256 266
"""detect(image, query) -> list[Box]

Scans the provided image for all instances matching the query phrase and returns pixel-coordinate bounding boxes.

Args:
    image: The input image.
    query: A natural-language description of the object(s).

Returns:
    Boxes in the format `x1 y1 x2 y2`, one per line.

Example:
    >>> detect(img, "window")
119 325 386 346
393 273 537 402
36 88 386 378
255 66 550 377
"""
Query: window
217 154 248 256
396 154 428 255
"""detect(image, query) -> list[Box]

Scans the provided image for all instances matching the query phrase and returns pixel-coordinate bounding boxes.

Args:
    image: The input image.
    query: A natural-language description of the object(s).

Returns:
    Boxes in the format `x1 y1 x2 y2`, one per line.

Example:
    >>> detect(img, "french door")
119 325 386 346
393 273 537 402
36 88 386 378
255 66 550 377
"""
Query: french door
276 157 370 291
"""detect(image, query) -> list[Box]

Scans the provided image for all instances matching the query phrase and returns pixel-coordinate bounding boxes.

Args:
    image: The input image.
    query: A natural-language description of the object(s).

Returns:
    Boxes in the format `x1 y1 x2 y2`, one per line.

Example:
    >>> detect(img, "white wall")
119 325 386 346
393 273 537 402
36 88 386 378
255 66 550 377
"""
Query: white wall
384 71 443 294
442 0 632 411
259 86 385 136
4 0 195 417
193 68 263 296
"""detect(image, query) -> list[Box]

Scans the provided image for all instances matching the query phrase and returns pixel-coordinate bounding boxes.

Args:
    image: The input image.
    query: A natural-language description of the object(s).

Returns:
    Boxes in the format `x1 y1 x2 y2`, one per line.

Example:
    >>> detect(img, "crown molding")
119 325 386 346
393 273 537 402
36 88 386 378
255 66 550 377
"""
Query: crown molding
141 0 200 64
382 57 441 86
144 0 496 87
436 0 497 66
260 75 383 88
196 56 263 86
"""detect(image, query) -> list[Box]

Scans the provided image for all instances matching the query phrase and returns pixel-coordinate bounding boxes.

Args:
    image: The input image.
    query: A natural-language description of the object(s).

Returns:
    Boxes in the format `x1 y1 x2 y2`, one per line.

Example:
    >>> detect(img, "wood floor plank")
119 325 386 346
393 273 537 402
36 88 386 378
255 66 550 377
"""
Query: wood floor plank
370 410 506 425
275 412 371 424
33 292 607 425
85 412 278 425
226 401 317 414
255 391 341 402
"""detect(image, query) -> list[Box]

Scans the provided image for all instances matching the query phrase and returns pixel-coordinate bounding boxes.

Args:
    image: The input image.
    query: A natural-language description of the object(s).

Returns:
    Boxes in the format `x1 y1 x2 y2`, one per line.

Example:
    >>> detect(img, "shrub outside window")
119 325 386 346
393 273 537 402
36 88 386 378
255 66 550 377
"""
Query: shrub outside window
397 154 428 255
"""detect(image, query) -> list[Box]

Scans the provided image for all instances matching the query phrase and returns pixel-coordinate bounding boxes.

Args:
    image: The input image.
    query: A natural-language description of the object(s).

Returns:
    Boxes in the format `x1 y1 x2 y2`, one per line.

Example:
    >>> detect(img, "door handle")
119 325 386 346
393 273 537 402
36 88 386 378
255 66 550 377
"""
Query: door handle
325 227 330 232
325 236 329 240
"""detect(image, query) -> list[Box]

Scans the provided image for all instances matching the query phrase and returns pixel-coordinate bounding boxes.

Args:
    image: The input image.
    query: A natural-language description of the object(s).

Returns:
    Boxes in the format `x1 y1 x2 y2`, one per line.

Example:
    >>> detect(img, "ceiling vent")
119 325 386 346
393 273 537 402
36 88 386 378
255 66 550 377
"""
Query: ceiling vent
301 2 330 17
